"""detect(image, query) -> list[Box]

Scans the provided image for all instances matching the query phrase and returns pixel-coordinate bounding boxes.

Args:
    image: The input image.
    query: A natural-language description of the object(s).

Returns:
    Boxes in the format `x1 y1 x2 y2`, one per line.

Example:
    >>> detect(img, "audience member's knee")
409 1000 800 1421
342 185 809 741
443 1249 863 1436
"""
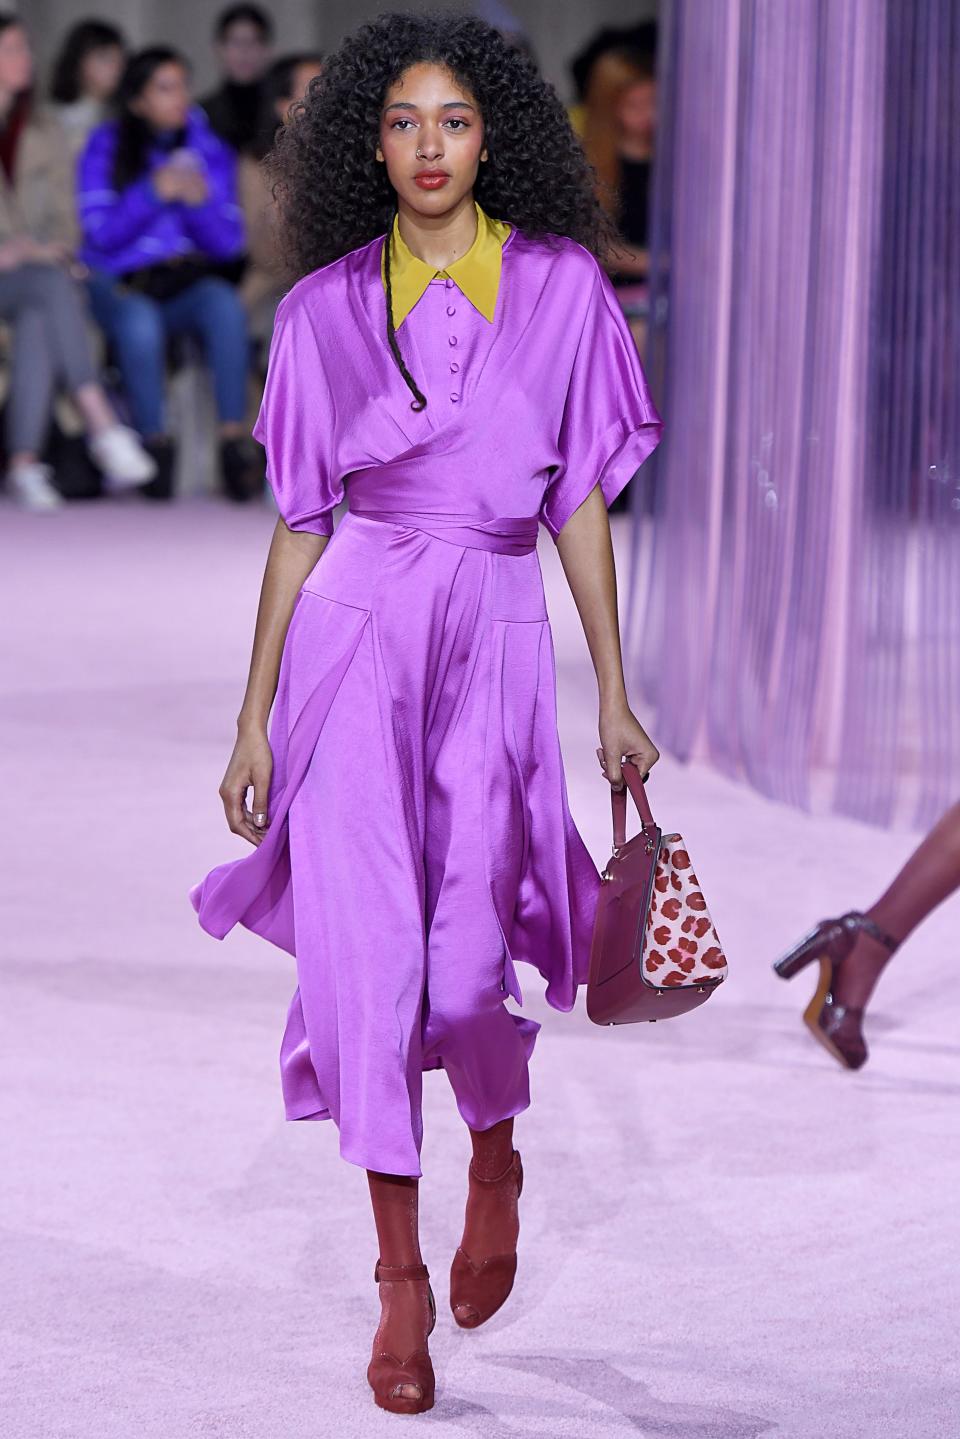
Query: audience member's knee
15 262 74 306
116 299 165 358
196 278 248 334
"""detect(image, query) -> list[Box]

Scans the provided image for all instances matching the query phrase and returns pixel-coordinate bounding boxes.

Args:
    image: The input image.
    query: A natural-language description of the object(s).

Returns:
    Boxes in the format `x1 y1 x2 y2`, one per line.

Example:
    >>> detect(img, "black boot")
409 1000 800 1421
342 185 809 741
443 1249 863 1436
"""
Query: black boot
139 436 176 501
219 435 265 503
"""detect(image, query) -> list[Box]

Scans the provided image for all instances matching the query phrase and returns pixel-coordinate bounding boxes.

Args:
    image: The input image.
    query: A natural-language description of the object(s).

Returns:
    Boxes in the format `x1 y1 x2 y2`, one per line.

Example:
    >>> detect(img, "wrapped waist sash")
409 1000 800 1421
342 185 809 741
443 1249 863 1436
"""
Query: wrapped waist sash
349 505 540 557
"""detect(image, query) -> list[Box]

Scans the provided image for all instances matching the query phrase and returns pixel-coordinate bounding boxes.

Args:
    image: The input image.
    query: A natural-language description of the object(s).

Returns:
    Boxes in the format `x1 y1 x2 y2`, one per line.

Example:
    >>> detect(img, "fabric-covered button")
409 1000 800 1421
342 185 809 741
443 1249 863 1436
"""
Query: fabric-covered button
450 391 460 402
445 277 454 288
446 305 456 316
449 335 458 347
450 361 460 373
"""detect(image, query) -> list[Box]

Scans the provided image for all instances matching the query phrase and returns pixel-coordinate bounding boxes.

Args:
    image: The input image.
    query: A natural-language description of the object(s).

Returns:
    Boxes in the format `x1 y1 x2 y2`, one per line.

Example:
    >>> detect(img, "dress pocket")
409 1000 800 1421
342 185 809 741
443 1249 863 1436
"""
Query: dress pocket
487 551 548 623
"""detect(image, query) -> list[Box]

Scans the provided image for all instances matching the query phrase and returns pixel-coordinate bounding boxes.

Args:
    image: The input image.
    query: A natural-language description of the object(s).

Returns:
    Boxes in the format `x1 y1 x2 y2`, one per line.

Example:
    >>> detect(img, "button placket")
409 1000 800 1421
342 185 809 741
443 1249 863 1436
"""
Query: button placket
441 281 464 403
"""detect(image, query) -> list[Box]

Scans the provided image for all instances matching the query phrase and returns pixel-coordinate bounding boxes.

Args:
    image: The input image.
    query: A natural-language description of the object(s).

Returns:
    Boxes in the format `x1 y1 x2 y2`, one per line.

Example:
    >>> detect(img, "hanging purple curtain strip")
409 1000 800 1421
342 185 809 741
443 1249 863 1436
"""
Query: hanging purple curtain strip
630 0 960 829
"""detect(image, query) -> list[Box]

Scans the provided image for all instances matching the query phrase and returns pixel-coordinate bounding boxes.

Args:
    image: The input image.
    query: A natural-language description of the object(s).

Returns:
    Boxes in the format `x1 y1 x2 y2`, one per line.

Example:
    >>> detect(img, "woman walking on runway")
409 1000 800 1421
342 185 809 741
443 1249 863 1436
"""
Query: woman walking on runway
190 10 662 1415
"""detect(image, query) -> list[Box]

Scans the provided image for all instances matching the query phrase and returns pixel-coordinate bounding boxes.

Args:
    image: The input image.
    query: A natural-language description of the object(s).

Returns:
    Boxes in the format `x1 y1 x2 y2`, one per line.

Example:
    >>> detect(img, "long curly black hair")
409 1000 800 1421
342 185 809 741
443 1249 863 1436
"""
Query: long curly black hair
264 9 614 409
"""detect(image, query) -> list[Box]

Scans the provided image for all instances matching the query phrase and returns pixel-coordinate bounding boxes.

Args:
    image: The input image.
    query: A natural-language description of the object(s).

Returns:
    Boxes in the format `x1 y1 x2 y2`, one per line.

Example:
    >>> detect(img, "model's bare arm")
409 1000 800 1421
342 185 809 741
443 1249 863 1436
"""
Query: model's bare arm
220 518 329 846
555 483 659 790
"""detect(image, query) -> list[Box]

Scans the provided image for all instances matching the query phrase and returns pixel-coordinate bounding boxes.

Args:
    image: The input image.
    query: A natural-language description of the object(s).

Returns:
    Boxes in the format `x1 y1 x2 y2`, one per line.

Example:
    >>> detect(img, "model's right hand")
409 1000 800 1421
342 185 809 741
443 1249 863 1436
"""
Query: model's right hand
219 727 274 847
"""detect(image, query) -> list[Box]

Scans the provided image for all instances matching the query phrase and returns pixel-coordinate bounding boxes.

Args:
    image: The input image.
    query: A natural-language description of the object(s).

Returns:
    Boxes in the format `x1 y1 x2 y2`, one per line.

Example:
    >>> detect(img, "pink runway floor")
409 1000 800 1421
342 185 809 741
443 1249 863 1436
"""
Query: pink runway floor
3 498 957 1438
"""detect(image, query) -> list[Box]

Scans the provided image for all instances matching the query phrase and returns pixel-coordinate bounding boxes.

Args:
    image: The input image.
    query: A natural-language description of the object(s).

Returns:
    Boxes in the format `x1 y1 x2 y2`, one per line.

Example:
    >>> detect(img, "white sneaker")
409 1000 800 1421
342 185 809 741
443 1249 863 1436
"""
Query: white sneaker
7 460 64 512
87 423 157 489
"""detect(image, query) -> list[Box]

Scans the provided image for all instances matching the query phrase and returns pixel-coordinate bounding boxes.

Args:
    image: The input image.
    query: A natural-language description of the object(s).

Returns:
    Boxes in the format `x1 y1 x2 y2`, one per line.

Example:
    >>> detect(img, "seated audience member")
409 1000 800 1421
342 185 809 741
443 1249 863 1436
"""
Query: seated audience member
0 12 155 512
77 46 260 503
199 4 273 156
569 24 659 312
238 51 324 345
604 52 656 298
573 32 660 513
568 20 656 136
48 18 126 161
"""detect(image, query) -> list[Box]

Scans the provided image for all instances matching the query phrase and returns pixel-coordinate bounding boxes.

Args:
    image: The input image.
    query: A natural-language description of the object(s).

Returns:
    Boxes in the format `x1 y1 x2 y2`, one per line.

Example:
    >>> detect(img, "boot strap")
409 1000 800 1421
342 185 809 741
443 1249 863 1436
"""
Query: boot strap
841 911 900 953
468 1150 522 1187
374 1260 430 1283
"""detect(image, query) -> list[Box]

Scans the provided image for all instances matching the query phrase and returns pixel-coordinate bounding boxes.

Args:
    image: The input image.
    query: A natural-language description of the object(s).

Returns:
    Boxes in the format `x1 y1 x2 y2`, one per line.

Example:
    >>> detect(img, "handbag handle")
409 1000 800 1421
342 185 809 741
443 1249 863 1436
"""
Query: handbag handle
610 759 656 850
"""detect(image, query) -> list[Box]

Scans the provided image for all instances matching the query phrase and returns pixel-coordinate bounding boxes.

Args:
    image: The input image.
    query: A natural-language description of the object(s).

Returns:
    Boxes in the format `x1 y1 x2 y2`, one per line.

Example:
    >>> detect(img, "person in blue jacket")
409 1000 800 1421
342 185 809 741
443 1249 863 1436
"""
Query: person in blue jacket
78 46 260 501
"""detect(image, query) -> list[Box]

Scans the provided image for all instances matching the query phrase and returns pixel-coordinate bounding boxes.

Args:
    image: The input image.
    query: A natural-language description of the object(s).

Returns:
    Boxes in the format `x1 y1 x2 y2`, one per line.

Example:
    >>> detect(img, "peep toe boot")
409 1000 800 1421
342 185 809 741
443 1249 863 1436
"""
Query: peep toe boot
450 1149 523 1328
367 1260 436 1414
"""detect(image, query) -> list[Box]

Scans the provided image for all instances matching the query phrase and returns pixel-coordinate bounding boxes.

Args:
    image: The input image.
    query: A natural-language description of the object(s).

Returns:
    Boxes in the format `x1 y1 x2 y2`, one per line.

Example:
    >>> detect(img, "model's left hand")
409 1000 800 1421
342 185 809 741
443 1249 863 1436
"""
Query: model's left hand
597 702 660 790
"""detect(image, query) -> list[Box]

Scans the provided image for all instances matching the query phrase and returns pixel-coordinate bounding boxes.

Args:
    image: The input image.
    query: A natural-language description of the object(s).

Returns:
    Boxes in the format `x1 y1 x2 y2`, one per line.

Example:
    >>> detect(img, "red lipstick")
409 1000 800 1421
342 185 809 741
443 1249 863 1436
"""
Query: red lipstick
414 170 450 189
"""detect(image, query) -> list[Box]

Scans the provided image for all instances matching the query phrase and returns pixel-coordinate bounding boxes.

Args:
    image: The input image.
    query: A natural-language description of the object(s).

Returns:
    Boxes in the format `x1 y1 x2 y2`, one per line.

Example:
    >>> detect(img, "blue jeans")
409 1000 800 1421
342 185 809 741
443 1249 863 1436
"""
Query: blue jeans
85 267 250 436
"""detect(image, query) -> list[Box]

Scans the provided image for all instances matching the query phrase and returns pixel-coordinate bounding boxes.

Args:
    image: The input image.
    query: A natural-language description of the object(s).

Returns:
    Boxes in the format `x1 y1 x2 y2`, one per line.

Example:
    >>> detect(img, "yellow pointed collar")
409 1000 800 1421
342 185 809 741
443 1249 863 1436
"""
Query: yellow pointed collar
382 201 512 329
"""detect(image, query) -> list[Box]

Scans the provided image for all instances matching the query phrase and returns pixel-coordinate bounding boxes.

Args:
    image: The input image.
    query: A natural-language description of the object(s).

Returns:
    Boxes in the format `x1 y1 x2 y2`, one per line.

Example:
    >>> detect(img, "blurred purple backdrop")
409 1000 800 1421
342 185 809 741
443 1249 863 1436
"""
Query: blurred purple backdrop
631 0 959 830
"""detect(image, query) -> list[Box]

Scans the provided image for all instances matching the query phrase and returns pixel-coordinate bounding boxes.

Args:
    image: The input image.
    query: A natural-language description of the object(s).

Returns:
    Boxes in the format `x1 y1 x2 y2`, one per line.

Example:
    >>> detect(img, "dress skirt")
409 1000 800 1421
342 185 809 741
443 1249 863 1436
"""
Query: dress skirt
190 507 600 1177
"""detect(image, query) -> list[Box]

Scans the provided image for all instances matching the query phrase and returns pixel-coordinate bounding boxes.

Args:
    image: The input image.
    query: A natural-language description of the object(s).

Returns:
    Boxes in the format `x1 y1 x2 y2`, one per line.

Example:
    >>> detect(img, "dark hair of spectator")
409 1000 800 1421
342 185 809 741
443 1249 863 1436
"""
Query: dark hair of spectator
214 4 274 45
618 48 657 86
569 22 657 103
248 52 324 162
265 9 615 411
110 47 191 192
49 20 125 104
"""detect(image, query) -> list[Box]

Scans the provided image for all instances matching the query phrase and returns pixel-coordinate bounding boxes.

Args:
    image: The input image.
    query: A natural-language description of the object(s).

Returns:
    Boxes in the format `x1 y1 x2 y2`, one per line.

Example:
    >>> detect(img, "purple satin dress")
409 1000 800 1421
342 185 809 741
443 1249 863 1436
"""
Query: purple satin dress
189 226 662 1176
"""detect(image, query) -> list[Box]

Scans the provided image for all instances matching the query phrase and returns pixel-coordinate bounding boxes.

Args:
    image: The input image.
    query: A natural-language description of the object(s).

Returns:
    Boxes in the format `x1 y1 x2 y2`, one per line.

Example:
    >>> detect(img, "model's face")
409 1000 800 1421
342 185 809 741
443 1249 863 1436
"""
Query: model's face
217 20 269 85
81 43 125 102
0 24 32 95
377 62 487 218
130 61 191 132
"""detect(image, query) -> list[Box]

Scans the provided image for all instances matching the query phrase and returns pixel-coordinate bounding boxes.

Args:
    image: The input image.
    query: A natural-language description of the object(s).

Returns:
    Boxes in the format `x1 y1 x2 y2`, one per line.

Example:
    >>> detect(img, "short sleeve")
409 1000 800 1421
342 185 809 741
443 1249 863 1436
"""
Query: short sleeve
252 293 343 536
539 262 663 542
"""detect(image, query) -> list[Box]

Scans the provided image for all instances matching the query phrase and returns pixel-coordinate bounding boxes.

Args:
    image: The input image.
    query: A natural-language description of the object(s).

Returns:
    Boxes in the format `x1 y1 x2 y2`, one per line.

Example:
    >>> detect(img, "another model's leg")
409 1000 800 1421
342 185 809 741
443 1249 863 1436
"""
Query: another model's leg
833 800 960 1008
366 1171 435 1412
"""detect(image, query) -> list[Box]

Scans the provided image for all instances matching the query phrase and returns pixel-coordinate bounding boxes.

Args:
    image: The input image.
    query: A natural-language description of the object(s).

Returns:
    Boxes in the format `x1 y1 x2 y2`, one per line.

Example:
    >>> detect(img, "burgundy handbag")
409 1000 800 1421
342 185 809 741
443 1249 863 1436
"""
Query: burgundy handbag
586 761 728 1024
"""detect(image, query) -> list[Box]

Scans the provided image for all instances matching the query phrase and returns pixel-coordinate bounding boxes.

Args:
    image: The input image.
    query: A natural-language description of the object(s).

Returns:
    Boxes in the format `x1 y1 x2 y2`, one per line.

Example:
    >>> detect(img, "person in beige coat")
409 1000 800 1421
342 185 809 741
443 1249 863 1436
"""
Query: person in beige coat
236 52 324 347
0 13 154 510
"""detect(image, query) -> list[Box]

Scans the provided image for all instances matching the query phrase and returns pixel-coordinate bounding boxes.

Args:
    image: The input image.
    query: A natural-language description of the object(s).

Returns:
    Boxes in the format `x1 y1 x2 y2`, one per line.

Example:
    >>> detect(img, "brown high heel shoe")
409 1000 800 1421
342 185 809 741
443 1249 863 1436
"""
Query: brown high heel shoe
367 1260 436 1414
773 911 899 1069
450 1149 523 1329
